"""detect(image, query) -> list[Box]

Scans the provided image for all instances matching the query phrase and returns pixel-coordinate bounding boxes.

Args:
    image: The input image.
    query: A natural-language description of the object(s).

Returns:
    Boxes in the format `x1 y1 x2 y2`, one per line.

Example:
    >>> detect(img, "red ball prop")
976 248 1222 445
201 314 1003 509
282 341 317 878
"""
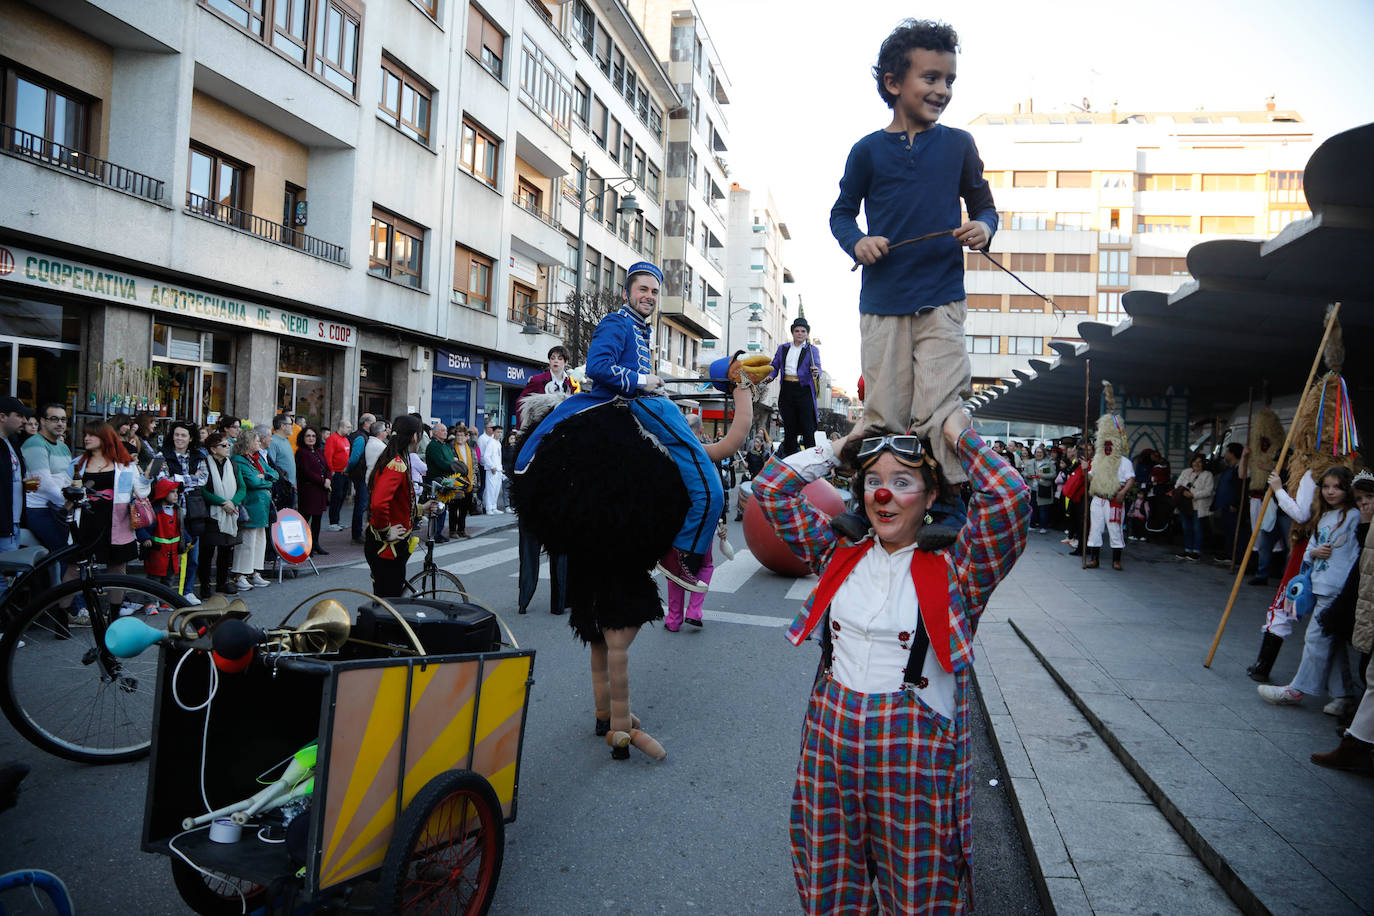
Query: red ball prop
743 478 848 577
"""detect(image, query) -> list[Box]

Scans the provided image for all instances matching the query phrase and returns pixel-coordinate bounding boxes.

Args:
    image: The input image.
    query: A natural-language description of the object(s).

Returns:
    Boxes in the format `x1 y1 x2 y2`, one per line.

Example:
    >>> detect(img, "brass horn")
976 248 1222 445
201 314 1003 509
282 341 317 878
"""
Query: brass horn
264 599 351 654
167 599 252 642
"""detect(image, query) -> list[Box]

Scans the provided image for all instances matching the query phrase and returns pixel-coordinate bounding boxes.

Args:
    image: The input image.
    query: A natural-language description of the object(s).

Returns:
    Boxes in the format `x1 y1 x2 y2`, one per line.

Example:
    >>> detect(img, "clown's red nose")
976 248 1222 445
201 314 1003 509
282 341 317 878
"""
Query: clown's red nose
874 488 893 505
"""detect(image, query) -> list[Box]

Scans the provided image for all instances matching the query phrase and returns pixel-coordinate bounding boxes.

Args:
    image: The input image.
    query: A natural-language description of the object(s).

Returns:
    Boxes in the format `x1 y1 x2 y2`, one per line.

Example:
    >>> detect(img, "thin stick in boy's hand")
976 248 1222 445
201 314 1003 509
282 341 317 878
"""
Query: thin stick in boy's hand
849 229 955 271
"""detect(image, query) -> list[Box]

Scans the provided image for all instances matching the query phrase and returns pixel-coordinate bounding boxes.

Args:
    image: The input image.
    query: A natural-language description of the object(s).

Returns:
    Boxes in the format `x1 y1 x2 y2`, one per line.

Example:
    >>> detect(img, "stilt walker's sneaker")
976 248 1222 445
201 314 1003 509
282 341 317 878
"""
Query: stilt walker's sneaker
657 548 707 593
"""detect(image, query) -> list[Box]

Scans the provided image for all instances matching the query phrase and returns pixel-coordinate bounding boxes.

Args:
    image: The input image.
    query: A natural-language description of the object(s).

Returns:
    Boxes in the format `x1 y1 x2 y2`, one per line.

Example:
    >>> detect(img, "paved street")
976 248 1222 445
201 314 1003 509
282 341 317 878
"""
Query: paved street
1 513 1042 915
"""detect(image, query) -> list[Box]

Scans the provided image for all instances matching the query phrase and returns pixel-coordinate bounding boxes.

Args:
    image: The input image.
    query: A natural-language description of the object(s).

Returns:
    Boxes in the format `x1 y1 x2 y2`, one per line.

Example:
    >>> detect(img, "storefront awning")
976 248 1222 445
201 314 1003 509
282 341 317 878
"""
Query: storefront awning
970 122 1374 427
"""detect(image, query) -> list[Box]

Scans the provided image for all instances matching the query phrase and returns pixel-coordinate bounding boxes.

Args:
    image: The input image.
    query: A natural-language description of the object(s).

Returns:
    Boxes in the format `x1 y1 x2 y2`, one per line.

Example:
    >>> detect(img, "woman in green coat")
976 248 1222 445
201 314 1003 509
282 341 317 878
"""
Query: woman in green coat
230 425 278 591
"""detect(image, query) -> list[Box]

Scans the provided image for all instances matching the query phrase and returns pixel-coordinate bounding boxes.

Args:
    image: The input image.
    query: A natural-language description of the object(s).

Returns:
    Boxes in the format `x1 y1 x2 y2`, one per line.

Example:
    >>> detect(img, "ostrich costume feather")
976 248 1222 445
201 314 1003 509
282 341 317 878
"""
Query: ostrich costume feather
1088 381 1128 500
513 395 686 643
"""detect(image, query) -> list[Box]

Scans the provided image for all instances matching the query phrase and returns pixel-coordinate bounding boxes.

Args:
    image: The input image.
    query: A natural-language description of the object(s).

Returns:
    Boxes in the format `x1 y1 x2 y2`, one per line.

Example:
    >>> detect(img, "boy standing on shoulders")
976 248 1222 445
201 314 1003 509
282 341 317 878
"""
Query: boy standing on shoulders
830 19 998 547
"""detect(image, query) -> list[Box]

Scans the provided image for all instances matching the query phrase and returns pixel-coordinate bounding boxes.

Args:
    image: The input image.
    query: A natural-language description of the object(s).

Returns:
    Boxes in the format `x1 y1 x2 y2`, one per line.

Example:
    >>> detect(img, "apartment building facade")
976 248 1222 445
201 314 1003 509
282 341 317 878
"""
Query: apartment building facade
962 105 1315 390
0 0 680 432
630 0 729 380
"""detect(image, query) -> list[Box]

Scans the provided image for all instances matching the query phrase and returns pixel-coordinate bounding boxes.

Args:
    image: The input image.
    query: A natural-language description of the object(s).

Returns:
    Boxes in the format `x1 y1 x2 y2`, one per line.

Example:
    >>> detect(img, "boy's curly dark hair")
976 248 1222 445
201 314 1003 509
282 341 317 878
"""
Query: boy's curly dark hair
873 19 959 109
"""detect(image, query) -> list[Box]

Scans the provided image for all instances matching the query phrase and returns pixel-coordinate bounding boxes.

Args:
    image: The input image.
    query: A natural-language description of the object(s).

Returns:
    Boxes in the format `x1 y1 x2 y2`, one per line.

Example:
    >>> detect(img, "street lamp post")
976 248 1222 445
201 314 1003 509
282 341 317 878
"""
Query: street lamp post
722 289 763 358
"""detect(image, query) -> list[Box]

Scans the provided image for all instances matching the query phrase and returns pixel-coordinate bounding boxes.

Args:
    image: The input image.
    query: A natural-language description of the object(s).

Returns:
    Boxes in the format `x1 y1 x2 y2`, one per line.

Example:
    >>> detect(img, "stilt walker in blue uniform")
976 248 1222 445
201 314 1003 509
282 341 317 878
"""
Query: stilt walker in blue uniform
515 261 723 592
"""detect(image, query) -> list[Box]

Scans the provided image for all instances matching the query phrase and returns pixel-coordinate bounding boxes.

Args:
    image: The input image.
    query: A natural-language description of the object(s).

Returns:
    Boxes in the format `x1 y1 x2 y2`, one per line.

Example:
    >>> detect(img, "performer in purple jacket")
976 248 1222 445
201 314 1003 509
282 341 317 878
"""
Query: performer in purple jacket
767 316 822 456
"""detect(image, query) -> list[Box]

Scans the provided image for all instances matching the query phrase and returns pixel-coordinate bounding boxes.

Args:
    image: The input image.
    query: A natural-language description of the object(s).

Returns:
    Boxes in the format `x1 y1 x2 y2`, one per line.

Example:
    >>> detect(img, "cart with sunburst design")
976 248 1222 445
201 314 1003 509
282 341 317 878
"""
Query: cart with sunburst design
138 591 534 915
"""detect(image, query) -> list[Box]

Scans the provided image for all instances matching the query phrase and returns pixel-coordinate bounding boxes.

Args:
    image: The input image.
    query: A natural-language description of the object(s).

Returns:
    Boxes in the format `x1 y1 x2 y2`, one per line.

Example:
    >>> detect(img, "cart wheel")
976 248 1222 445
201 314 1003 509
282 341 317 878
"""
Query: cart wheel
376 769 504 916
170 856 270 916
404 567 469 604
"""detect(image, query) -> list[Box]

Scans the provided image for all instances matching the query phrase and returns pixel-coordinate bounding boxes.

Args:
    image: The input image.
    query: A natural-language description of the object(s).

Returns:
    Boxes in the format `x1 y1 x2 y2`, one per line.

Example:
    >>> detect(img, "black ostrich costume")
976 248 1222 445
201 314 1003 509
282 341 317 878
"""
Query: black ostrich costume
513 398 689 643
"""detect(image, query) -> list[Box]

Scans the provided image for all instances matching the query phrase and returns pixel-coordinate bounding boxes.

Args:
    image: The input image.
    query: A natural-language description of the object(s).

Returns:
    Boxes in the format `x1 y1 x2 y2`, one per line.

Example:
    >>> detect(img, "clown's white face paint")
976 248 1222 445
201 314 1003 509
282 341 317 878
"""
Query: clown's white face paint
862 453 939 554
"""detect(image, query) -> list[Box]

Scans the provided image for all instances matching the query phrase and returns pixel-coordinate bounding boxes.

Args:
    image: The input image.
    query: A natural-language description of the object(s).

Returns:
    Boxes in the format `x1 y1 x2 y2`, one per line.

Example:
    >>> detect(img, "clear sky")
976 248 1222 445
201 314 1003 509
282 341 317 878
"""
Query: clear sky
694 0 1374 392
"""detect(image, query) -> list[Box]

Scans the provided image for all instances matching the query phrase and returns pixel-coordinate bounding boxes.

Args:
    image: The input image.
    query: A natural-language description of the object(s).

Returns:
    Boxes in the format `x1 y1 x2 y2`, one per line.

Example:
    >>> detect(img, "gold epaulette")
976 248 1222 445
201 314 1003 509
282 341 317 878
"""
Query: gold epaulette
386 457 408 472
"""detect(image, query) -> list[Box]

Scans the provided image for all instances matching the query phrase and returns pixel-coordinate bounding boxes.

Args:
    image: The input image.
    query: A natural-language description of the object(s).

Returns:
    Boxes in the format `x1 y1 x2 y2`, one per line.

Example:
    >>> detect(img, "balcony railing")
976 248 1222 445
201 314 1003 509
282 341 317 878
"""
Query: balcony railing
513 195 559 230
2 122 164 202
185 192 347 265
508 298 564 336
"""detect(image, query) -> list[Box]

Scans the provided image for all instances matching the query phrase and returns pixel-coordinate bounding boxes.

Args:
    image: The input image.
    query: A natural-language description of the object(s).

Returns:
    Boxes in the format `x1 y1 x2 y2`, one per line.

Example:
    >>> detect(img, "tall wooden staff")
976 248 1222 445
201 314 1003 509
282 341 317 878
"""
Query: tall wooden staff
1081 358 1092 569
1230 386 1255 573
1205 302 1342 667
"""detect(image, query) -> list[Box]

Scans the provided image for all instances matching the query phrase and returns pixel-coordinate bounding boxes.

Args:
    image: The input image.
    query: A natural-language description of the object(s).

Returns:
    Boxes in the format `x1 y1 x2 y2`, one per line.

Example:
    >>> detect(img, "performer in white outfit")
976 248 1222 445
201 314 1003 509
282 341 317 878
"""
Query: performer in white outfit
1085 383 1134 570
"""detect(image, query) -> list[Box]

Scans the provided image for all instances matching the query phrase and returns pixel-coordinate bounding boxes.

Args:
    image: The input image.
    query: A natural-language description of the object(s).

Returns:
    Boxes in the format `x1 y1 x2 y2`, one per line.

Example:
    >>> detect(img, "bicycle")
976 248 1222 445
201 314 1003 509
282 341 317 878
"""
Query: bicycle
0 486 189 764
401 498 468 601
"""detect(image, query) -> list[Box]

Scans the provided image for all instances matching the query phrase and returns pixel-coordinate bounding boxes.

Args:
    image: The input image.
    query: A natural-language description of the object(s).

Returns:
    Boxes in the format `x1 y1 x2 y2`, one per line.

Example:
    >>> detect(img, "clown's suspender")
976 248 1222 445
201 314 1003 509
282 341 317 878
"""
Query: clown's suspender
819 609 932 689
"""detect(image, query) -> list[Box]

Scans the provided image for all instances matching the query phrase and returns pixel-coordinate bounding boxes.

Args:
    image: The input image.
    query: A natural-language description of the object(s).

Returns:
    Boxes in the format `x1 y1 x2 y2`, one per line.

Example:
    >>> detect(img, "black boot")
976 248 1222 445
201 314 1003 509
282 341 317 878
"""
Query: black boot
1247 631 1284 682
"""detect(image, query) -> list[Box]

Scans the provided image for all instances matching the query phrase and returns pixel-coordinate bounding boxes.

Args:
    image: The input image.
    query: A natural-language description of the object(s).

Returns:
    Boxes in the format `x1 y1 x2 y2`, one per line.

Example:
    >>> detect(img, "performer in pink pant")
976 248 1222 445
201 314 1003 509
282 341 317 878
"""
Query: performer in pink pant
665 546 715 630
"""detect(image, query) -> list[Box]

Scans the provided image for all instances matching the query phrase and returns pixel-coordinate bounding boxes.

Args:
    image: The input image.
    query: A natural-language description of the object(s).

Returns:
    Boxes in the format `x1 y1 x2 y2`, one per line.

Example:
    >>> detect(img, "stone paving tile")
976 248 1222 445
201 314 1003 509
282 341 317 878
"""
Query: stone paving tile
1038 655 1126 695
1135 697 1252 732
1040 877 1094 916
1049 798 1193 857
1008 776 1076 880
1072 852 1240 915
1291 842 1374 915
988 714 1035 778
1232 788 1374 850
1021 734 1146 805
1188 816 1360 915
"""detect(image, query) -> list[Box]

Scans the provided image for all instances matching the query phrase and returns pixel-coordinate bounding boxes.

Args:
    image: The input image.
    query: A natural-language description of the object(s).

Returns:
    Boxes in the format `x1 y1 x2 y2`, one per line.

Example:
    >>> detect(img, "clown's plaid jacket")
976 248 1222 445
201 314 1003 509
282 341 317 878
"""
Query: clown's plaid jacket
754 428 1031 673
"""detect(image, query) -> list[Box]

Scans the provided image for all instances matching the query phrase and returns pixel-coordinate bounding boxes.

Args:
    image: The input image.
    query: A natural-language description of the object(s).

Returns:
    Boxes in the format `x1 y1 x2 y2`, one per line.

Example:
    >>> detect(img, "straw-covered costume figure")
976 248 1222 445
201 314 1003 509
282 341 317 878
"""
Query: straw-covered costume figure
1085 382 1134 571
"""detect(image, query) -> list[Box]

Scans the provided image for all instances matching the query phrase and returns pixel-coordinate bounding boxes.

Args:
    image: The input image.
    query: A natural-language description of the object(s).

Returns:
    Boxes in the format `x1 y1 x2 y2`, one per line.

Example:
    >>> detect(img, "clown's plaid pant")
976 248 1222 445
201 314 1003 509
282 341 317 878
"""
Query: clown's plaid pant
791 672 972 915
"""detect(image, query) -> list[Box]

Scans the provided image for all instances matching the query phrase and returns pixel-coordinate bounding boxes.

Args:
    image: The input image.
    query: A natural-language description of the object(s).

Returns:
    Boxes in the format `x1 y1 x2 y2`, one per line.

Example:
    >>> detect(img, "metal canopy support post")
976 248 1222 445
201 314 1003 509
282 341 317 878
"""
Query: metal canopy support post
1081 358 1091 569
1205 302 1343 668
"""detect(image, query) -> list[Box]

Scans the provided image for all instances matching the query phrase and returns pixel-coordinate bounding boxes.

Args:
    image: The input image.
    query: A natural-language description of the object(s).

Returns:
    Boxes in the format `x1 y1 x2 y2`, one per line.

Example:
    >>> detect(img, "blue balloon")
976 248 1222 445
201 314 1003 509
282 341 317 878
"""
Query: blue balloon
105 616 166 658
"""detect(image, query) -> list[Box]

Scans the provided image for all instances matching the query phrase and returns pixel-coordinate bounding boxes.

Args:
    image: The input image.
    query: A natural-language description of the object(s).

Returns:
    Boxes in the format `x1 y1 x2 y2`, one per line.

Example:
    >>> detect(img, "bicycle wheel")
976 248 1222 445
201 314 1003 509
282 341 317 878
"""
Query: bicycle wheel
375 769 504 916
170 857 269 916
404 567 469 602
0 575 187 764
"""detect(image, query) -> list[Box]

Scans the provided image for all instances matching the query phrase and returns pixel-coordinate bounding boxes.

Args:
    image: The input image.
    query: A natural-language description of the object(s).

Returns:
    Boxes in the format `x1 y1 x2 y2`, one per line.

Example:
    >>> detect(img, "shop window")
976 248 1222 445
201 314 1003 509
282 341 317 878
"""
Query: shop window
151 323 234 423
369 207 426 288
359 354 393 419
379 56 433 144
278 341 329 426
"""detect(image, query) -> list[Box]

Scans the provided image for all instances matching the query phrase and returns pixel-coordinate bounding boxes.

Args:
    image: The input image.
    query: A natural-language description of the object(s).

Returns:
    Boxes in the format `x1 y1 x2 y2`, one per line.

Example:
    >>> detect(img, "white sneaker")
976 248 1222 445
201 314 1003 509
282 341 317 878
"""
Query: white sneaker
69 609 92 627
1323 697 1356 717
328 523 345 532
118 601 142 618
182 591 201 606
249 573 271 587
1258 684 1303 705
234 575 254 591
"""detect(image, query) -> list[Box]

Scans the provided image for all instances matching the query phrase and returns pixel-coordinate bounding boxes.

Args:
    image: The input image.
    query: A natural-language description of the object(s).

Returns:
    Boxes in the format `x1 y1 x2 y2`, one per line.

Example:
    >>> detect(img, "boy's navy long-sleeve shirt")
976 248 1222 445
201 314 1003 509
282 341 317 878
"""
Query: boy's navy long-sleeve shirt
830 125 998 315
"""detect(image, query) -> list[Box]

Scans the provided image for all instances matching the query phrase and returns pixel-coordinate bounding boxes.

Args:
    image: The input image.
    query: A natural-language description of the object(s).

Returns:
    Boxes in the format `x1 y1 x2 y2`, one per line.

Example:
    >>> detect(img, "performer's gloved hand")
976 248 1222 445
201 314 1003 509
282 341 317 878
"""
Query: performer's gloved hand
640 373 664 394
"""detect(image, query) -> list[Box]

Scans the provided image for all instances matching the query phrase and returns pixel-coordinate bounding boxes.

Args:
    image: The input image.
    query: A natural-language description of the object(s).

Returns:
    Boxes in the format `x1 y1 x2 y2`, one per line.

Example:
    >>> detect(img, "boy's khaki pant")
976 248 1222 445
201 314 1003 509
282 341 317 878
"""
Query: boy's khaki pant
860 300 971 483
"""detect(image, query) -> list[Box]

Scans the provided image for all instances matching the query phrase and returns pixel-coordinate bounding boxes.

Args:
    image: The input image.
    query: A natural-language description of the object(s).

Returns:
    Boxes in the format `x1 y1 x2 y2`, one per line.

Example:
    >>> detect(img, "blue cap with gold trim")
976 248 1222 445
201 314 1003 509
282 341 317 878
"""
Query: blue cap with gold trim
625 261 663 287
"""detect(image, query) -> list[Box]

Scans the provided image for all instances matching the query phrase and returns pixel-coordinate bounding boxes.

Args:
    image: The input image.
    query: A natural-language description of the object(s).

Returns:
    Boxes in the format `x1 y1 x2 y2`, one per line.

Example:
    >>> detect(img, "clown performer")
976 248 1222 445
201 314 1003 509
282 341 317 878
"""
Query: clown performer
514 261 722 593
1084 383 1134 571
754 410 1029 913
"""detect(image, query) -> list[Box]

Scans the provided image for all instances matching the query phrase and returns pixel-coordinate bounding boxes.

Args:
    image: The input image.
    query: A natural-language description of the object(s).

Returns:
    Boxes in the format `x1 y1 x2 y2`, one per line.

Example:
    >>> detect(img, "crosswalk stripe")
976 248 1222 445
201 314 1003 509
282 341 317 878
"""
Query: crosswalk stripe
705 549 762 594
696 609 792 628
348 534 503 570
445 546 521 575
509 560 548 580
785 576 818 600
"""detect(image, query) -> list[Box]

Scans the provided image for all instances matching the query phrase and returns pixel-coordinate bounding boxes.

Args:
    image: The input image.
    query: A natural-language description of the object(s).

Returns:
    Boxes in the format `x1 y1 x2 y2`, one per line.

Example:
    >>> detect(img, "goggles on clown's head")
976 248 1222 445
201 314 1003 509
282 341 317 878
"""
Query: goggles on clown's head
856 435 928 469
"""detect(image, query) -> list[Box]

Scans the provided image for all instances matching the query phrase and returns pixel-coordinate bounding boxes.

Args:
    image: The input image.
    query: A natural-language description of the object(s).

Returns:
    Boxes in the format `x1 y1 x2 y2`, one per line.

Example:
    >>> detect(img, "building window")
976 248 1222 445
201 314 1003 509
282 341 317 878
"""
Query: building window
985 171 1005 188
1008 336 1043 355
1268 209 1310 233
621 135 634 173
520 34 573 140
509 280 538 326
1136 215 1190 234
1054 253 1090 272
584 245 600 289
1008 295 1043 313
1004 212 1048 231
205 0 266 35
967 294 1002 311
1057 296 1091 311
602 257 616 292
1100 172 1130 189
460 117 500 188
685 209 695 246
1268 171 1304 203
272 0 310 63
4 67 91 158
607 117 622 162
1098 250 1128 286
573 76 589 127
1054 212 1090 230
1201 174 1257 192
633 147 646 188
1200 216 1255 235
369 207 425 288
1007 253 1045 271
1098 291 1124 321
571 0 595 53
1135 257 1189 277
378 57 432 144
467 5 505 79
313 0 361 95
590 95 607 148
965 335 996 354
187 144 246 214
594 23 611 76
1012 171 1047 188
643 223 658 260
1139 173 1191 191
454 245 494 311
688 150 698 187
646 162 661 203
1056 171 1090 188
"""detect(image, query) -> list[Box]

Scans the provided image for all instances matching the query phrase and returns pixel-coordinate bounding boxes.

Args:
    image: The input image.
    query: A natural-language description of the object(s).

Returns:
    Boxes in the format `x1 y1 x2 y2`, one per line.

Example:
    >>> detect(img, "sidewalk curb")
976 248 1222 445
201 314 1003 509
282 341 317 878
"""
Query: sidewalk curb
1007 617 1270 916
973 652 1090 916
